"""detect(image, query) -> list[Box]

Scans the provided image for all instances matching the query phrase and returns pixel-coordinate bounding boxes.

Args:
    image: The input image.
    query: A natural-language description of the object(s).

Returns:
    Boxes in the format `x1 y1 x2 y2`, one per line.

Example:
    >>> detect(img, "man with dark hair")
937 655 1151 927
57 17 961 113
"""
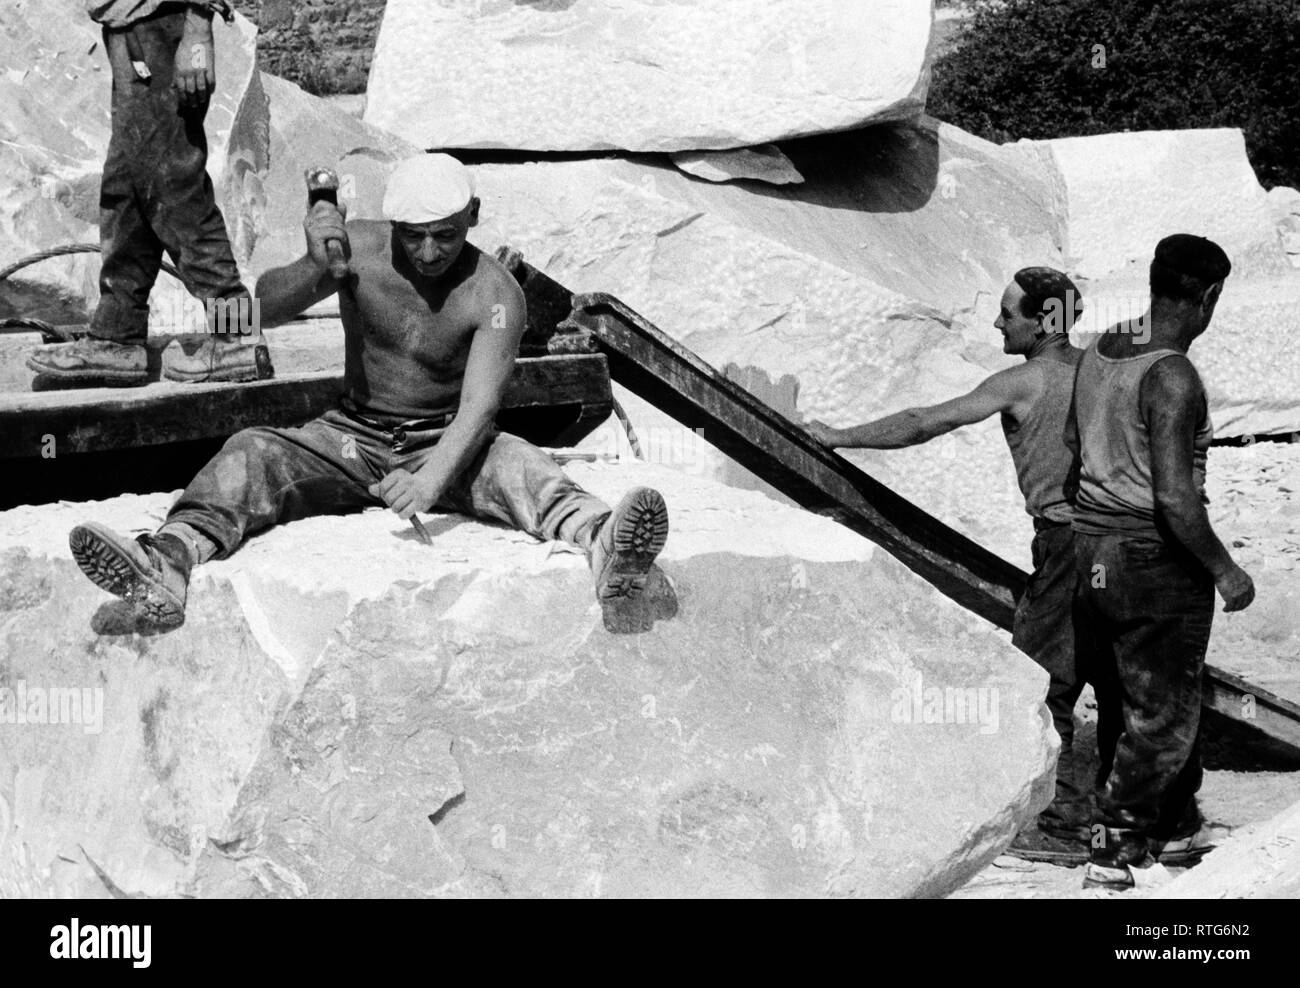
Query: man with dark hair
26 1 267 387
1070 234 1254 891
809 267 1090 857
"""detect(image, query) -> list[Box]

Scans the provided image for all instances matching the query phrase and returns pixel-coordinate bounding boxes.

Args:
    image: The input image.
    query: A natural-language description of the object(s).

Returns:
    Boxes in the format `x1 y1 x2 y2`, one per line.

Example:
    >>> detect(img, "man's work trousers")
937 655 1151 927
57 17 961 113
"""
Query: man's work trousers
1073 532 1213 867
94 6 250 342
163 407 613 561
1012 521 1088 835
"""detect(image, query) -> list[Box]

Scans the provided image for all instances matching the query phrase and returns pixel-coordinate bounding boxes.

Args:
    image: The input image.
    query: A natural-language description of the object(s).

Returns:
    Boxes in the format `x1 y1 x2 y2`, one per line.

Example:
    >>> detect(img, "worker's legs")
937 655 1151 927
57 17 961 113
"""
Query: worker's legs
70 409 385 624
91 30 165 345
112 11 251 327
1077 534 1214 868
1011 523 1088 837
427 431 614 549
162 410 388 560
29 10 261 386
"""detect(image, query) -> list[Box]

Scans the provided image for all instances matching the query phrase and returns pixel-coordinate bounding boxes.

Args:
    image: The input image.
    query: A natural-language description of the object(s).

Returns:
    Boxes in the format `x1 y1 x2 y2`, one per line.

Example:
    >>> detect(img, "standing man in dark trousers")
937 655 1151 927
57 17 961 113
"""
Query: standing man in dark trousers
809 267 1091 859
1071 234 1255 891
27 1 268 386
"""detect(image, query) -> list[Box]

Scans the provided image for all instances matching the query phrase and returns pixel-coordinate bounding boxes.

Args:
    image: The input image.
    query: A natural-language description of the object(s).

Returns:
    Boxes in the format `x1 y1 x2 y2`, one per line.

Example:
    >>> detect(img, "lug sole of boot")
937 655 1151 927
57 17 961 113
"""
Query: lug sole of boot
25 358 148 387
594 488 669 601
1005 846 1089 866
69 523 185 627
1154 845 1216 867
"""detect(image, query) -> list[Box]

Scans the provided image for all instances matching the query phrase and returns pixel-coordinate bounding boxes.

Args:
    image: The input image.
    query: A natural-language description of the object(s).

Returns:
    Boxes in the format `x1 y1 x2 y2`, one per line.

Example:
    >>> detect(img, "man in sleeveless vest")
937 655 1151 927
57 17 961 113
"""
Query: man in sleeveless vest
808 268 1089 860
1070 234 1255 891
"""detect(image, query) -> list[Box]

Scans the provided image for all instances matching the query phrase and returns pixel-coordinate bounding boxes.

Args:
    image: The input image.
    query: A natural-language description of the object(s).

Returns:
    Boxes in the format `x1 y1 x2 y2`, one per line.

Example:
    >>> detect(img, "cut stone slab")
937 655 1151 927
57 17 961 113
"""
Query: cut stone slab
1010 129 1290 281
0 0 267 330
670 146 805 186
0 462 1056 898
364 0 934 152
1148 798 1300 899
1268 186 1300 267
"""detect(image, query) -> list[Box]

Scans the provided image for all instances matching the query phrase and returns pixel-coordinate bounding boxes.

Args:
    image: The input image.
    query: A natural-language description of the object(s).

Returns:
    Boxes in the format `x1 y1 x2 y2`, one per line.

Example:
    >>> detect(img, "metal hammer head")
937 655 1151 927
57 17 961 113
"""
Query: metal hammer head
305 167 340 203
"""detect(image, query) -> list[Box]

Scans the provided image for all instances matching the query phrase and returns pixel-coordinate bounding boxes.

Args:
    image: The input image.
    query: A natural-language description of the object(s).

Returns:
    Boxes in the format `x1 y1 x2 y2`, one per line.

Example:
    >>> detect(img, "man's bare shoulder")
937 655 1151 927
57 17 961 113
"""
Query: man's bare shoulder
1143 352 1204 403
468 248 524 295
464 247 526 315
985 361 1044 400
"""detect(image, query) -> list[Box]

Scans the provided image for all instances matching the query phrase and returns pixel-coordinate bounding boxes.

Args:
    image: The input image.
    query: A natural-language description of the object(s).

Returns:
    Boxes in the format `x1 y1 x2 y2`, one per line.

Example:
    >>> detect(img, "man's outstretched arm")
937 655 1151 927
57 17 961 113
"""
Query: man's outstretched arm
1144 356 1255 612
370 275 528 520
807 366 1031 449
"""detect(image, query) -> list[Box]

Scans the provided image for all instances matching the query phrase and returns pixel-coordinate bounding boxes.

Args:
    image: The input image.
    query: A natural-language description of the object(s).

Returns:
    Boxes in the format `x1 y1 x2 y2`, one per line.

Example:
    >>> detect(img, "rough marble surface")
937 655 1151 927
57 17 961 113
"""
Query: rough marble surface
0 461 1055 898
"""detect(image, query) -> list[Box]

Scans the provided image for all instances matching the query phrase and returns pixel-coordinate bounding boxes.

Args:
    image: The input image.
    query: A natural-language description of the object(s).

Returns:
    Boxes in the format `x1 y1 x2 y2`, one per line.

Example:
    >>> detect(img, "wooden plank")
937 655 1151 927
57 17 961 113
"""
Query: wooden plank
0 354 612 459
1202 666 1300 753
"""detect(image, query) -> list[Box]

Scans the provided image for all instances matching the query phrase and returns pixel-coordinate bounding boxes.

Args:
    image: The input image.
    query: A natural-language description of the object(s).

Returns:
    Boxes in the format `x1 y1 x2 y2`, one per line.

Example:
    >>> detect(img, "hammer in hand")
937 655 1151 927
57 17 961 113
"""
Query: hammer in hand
305 167 351 280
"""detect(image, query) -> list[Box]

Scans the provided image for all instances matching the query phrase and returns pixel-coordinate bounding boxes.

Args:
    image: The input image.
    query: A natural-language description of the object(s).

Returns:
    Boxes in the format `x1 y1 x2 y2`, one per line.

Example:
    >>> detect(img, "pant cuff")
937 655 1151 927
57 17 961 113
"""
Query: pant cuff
162 510 239 561
561 502 611 552
90 296 150 342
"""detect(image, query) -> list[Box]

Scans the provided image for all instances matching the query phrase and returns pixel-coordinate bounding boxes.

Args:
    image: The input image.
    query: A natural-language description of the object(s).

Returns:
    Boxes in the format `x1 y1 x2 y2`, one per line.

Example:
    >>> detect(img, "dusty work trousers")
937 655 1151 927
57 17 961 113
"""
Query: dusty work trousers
1011 521 1088 835
1073 532 1213 867
93 5 250 342
164 406 613 560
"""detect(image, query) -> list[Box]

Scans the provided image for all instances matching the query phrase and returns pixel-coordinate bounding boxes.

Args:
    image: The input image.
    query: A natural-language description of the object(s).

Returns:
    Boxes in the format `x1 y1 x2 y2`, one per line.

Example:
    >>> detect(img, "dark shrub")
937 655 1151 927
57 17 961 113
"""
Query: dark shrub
928 0 1300 189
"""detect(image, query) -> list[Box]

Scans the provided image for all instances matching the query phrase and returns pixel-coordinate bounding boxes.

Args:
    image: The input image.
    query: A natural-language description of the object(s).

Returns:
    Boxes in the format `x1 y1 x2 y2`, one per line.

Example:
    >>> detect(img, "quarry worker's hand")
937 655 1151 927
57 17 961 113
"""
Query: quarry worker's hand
806 420 843 447
174 13 216 108
1216 563 1256 613
370 469 439 521
305 200 349 274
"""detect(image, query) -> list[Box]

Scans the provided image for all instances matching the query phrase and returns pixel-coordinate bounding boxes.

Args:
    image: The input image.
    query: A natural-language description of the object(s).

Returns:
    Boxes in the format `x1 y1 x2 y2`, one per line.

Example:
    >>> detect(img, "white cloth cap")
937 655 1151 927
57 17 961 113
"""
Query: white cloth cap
382 154 476 224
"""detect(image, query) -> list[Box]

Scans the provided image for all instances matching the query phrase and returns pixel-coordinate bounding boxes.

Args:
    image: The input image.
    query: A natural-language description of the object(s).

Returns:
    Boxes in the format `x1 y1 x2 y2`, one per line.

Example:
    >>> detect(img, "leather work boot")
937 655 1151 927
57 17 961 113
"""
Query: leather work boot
161 336 274 383
69 522 193 627
1082 855 1172 892
1152 823 1231 866
589 487 669 602
1006 824 1089 865
25 338 148 387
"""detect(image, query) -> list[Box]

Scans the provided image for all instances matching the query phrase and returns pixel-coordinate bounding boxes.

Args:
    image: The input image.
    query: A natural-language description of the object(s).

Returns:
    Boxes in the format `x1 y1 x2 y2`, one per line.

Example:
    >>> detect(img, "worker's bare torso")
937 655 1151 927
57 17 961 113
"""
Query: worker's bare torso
337 220 512 420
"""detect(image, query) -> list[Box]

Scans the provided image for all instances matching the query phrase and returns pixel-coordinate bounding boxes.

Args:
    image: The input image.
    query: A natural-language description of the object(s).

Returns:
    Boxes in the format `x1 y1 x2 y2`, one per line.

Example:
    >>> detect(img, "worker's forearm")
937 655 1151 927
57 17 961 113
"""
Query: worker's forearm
254 257 331 327
413 413 496 496
830 410 932 449
1158 495 1236 578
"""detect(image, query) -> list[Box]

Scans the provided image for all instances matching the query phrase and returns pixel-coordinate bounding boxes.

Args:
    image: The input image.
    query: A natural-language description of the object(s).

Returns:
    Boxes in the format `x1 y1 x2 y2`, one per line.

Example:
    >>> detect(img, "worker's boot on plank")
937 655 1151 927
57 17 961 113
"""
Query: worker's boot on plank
1006 822 1090 865
68 523 193 627
25 338 147 387
589 487 669 601
161 336 273 383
